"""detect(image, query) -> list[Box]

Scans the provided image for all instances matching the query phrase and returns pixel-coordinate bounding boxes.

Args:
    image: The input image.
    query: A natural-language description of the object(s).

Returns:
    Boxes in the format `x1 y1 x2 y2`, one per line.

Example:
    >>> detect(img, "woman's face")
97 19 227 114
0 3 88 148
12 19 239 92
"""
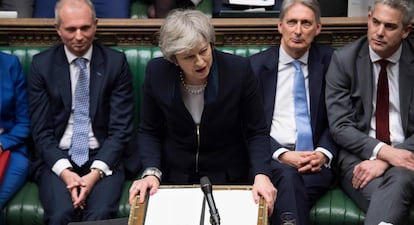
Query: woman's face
175 41 213 85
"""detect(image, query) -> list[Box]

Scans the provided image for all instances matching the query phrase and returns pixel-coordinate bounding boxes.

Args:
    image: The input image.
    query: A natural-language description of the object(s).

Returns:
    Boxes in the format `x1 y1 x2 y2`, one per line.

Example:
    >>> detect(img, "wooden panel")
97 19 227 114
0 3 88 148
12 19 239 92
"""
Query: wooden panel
0 17 368 47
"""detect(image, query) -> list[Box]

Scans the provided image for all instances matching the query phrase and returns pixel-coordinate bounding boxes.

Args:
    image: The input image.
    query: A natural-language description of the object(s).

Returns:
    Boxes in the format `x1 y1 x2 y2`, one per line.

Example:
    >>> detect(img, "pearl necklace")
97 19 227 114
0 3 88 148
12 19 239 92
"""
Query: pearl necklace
179 71 207 95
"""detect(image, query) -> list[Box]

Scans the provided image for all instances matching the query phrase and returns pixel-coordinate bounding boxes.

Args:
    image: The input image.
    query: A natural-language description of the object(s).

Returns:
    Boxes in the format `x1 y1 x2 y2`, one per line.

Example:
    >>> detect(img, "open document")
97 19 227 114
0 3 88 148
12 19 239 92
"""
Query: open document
144 188 204 225
129 186 266 225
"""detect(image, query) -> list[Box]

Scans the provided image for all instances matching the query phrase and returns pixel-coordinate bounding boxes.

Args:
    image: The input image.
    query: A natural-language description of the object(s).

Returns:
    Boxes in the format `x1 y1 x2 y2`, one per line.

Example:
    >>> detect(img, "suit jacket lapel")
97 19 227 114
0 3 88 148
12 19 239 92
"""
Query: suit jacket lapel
260 47 279 126
308 46 324 131
398 40 414 133
55 47 72 113
89 45 105 121
357 44 374 124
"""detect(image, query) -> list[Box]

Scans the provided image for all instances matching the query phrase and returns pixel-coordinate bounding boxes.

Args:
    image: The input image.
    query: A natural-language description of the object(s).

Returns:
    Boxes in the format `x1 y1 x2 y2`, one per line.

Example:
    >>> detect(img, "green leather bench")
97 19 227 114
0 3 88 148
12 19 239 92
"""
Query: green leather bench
0 46 376 225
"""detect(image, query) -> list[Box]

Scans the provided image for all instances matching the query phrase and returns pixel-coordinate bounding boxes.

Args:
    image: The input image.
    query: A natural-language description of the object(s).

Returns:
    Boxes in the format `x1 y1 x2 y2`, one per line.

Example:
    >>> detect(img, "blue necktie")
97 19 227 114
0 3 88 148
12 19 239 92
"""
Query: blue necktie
292 60 314 151
70 58 90 166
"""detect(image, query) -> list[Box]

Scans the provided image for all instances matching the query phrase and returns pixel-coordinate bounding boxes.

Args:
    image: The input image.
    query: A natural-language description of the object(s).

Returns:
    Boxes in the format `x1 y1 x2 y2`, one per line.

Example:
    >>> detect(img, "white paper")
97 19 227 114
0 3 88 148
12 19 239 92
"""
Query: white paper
143 188 259 225
144 188 204 225
0 11 17 18
228 0 275 7
203 190 258 225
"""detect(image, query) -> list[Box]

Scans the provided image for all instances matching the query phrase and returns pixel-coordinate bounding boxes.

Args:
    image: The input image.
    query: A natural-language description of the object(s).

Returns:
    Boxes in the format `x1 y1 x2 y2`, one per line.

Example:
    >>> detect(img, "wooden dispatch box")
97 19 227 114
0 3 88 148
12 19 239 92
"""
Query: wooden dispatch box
128 185 268 225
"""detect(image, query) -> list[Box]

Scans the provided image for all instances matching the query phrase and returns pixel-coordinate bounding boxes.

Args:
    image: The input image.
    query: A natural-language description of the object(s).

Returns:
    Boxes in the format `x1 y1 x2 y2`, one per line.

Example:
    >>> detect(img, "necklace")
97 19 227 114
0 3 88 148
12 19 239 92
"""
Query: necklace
179 71 207 95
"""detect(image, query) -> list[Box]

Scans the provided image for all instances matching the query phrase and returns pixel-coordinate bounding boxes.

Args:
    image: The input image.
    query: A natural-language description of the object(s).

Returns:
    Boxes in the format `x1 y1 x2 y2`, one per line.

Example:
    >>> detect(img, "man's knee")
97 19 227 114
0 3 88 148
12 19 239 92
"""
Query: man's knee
46 204 75 225
384 167 414 190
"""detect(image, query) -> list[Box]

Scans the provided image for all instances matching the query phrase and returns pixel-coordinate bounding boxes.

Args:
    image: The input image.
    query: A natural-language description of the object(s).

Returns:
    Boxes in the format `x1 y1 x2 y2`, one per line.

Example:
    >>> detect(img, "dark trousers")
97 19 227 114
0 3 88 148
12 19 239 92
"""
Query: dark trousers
340 155 414 225
35 151 125 225
269 160 334 225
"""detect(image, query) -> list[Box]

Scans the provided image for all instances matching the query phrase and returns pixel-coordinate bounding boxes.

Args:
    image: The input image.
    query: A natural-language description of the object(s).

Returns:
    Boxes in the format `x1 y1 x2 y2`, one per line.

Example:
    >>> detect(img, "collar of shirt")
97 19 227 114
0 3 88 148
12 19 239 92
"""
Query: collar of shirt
369 44 401 64
64 45 93 64
279 46 309 69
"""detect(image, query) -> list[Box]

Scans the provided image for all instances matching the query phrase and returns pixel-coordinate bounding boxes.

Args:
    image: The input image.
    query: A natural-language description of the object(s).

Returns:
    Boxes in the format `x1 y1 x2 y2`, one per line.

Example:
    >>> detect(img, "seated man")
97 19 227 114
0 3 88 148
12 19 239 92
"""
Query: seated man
28 0 134 224
250 0 337 224
326 0 414 224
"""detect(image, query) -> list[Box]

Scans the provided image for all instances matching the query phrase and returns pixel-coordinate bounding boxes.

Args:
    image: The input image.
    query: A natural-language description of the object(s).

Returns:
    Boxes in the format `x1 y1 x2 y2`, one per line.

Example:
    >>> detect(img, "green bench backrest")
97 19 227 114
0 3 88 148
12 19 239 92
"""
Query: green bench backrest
0 45 269 128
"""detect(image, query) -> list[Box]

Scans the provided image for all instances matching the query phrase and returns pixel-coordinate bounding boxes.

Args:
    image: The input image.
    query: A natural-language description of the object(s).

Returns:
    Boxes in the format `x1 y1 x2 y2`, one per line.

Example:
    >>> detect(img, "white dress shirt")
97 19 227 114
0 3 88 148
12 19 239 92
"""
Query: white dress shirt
270 46 333 166
369 45 405 160
52 46 112 176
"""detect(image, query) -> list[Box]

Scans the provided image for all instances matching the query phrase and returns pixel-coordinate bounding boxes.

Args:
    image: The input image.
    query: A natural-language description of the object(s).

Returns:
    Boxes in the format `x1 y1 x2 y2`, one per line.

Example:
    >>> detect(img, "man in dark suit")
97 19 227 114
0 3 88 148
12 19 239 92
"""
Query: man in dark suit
27 0 133 224
325 0 414 224
249 0 337 225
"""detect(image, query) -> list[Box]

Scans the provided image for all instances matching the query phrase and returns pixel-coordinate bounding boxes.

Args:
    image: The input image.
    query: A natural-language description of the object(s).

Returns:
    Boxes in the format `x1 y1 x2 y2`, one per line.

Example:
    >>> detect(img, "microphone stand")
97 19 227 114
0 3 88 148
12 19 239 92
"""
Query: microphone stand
200 196 220 225
200 176 221 225
200 196 206 225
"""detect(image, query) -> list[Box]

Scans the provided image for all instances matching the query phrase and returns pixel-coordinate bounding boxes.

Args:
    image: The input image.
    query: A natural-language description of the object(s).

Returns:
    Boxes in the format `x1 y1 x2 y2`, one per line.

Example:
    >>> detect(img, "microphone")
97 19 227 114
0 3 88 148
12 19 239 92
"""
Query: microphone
200 176 220 225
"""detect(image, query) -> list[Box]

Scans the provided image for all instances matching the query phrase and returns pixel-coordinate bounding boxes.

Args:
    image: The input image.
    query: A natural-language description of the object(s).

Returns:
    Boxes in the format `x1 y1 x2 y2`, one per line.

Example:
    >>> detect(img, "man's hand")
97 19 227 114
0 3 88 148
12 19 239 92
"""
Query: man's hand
252 174 277 216
128 176 160 205
74 170 101 209
298 151 327 173
378 145 414 171
60 168 86 209
279 151 313 168
279 151 326 173
352 159 389 189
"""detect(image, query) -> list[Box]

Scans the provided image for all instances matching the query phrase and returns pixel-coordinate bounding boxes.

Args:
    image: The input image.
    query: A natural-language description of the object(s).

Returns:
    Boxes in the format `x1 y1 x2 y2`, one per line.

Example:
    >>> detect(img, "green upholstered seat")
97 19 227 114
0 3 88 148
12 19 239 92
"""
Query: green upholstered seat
2 181 133 225
115 47 162 127
2 182 43 225
310 188 365 225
